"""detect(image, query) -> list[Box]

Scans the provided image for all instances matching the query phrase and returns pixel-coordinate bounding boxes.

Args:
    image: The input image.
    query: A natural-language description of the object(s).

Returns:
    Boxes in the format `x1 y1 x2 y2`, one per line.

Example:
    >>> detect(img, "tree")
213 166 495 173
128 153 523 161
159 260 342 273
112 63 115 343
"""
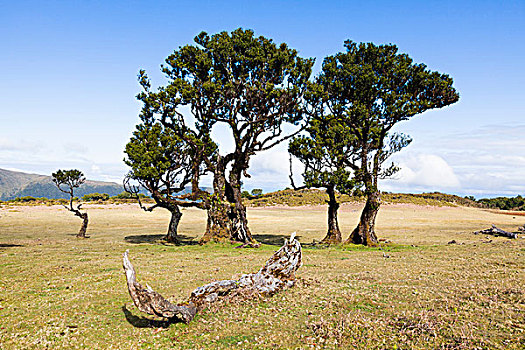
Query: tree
317 40 459 245
52 169 89 238
124 122 214 243
289 114 359 244
251 189 263 197
122 232 302 323
137 28 313 245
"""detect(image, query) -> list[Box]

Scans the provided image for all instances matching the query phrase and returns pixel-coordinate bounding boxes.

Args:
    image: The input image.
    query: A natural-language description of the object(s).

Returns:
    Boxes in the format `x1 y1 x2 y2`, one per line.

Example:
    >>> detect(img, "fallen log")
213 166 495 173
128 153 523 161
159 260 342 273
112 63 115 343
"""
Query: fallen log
473 225 518 239
123 232 302 324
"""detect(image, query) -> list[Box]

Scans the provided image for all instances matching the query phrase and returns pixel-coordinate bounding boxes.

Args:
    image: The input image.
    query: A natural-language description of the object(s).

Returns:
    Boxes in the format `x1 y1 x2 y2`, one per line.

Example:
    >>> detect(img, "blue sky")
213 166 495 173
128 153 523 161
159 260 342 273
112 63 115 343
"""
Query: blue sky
1 0 524 197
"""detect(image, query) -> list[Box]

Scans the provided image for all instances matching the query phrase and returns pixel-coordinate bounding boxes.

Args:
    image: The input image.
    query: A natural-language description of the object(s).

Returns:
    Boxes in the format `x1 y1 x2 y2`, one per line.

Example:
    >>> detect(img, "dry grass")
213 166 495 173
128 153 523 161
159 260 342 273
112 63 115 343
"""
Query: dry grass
0 202 523 349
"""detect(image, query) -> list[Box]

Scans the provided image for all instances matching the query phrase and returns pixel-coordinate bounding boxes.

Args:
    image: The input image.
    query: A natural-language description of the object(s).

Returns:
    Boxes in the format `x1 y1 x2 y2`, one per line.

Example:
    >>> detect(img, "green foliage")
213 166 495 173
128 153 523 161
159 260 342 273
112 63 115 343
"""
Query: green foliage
159 28 313 134
125 122 190 184
124 121 212 209
51 169 85 198
82 193 109 202
289 114 359 194
478 195 525 211
315 40 459 192
251 189 263 197
14 196 37 202
137 28 314 208
112 191 147 200
241 190 251 198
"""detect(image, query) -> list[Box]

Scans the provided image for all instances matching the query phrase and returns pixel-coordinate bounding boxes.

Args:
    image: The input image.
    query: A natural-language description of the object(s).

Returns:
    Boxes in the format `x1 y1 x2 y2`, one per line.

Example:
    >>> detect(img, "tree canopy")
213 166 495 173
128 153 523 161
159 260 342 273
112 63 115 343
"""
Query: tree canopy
294 40 459 245
135 28 313 244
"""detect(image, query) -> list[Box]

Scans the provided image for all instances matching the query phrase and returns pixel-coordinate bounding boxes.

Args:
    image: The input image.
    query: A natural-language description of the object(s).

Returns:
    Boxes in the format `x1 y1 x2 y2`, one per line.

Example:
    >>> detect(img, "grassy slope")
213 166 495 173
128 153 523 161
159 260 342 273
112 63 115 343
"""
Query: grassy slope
244 188 481 208
0 203 523 349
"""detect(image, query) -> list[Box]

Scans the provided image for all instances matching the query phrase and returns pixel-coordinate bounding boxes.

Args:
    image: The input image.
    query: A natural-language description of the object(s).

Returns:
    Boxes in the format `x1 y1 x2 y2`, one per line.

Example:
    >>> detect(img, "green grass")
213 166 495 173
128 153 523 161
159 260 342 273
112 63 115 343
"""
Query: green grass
0 203 523 349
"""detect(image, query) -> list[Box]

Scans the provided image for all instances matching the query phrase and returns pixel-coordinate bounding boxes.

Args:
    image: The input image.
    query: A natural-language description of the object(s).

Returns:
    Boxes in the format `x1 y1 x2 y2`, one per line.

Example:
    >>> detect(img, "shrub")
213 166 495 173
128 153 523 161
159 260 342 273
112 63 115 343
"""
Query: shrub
112 191 148 200
82 193 110 202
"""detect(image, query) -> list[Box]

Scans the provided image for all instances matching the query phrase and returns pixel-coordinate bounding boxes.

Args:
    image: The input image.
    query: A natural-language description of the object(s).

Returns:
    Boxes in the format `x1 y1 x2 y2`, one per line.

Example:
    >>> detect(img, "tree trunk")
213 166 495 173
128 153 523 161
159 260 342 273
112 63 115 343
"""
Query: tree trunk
201 160 231 243
201 194 231 243
165 207 182 243
200 158 256 245
76 212 88 238
321 186 342 244
228 171 257 245
123 232 302 324
346 190 380 246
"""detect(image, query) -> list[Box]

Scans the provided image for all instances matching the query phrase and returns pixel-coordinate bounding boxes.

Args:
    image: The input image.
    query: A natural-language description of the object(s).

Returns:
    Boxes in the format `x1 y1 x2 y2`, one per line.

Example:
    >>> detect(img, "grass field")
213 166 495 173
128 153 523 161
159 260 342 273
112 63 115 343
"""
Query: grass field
0 202 524 349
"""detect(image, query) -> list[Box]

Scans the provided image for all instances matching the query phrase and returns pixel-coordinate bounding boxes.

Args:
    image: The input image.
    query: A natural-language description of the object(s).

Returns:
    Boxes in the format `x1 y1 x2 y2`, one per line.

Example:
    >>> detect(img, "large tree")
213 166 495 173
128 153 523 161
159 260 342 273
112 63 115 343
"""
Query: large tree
52 169 89 238
137 28 313 245
124 121 215 243
317 40 459 245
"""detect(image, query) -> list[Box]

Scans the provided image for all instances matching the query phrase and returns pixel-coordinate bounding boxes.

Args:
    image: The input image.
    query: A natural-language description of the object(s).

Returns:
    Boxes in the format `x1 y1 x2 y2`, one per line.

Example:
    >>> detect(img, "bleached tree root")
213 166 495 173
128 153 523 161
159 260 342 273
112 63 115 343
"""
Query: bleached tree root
474 225 518 239
123 232 302 324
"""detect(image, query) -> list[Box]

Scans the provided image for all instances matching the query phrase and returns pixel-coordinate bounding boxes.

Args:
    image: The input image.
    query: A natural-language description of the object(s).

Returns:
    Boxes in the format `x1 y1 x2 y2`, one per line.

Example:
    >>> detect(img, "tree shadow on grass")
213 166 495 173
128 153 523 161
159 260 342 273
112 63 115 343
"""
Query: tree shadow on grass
0 243 23 248
122 305 176 328
124 234 199 246
66 234 90 238
253 234 302 246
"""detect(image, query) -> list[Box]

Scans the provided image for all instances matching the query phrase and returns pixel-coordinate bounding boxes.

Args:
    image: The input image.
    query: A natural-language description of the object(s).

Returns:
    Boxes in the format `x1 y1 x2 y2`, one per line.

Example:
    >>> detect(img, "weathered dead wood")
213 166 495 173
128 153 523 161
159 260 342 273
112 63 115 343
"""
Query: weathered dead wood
123 232 302 324
474 225 518 239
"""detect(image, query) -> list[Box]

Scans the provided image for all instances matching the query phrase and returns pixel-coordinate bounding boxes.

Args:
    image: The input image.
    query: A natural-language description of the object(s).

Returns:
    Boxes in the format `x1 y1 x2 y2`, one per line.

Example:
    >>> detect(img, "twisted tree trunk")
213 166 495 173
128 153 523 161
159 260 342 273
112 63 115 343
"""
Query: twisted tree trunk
165 207 182 243
228 167 259 246
228 177 256 245
321 185 342 244
201 168 231 243
123 233 302 324
346 190 380 246
75 211 89 238
201 164 257 245
201 157 231 243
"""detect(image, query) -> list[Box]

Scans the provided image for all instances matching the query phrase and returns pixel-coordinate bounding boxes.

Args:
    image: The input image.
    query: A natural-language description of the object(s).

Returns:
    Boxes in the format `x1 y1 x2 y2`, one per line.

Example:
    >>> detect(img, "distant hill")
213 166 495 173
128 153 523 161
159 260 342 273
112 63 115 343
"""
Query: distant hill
0 168 124 201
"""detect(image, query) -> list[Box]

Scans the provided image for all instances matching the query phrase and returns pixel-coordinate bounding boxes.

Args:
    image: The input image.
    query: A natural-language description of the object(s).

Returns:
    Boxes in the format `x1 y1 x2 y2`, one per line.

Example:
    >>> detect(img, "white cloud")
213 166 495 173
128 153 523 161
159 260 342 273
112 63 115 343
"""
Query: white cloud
63 142 88 155
404 123 525 197
91 164 101 173
242 143 304 190
381 154 460 193
398 154 460 188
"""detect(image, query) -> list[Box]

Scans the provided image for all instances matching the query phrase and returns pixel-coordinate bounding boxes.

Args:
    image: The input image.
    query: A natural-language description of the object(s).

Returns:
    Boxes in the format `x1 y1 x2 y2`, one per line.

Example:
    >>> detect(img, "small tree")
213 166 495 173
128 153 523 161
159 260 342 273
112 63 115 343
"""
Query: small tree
251 189 263 197
124 121 213 243
318 41 459 245
52 169 89 238
289 114 359 244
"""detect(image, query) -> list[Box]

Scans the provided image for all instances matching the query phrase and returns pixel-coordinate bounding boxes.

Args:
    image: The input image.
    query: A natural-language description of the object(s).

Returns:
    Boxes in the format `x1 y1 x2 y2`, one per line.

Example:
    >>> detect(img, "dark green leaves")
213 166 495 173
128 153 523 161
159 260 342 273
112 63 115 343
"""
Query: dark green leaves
52 169 85 194
290 39 458 196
